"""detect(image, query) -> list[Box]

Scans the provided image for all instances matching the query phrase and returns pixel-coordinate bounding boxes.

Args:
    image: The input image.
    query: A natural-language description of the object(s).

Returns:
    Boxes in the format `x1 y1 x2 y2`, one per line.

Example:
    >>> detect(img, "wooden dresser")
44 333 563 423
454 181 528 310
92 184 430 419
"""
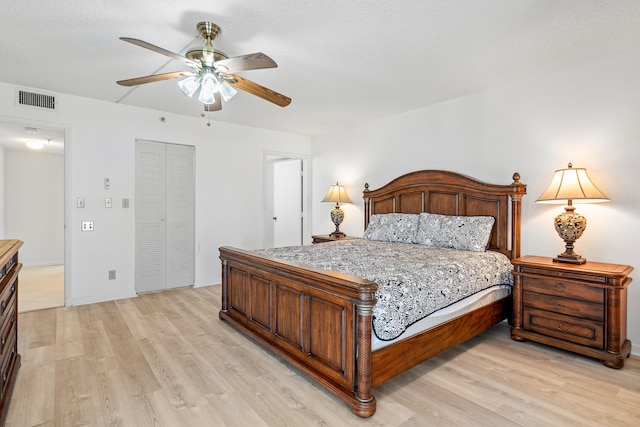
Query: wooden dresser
511 255 633 368
0 240 22 424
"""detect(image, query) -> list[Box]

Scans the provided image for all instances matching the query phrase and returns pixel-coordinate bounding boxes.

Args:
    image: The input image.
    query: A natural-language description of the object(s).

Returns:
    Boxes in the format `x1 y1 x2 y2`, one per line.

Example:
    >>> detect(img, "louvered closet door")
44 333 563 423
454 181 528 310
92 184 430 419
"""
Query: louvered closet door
135 140 195 293
165 143 195 288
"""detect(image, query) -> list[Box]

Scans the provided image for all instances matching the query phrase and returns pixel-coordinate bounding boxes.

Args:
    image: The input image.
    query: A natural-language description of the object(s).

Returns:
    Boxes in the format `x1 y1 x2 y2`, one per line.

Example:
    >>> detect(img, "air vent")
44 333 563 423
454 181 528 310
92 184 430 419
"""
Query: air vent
15 88 57 111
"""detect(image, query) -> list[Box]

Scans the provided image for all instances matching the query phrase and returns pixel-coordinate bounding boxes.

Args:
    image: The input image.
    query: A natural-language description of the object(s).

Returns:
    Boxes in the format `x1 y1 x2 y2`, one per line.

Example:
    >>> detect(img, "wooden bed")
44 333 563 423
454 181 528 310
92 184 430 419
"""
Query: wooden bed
219 170 526 417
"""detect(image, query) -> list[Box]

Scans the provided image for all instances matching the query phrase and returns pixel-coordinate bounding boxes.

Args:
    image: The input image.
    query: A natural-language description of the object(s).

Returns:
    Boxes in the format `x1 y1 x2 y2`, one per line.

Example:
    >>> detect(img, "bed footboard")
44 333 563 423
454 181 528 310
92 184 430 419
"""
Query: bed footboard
219 246 379 417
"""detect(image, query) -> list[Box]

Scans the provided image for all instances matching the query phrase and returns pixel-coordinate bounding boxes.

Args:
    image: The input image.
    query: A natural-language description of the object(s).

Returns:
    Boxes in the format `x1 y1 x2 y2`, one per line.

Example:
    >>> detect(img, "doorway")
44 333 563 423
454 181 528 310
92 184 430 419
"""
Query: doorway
264 152 309 248
0 119 65 312
135 139 195 293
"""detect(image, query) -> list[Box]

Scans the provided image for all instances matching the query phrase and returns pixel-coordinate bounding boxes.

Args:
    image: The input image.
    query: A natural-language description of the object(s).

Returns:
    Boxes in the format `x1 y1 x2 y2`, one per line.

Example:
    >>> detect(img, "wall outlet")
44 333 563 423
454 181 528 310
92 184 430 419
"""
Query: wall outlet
105 197 112 208
108 270 116 280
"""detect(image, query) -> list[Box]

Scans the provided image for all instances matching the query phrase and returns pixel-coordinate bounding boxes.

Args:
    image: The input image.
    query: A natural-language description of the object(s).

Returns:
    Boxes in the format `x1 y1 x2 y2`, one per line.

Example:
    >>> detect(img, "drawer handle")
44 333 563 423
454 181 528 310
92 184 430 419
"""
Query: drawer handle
557 323 564 331
1 301 5 310
556 301 564 309
11 284 15 293
1 337 4 346
2 373 5 382
555 283 565 292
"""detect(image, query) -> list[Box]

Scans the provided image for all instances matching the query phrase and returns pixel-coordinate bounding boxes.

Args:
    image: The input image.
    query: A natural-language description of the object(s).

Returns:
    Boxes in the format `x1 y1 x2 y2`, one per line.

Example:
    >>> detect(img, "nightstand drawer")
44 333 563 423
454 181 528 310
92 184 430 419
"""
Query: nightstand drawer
523 290 603 321
522 276 603 303
524 308 603 348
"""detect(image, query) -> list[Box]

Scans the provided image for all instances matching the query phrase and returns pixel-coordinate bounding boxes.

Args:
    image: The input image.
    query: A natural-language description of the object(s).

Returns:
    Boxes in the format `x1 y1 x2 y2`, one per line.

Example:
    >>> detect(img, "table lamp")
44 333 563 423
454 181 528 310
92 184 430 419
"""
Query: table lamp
536 163 609 264
321 182 352 237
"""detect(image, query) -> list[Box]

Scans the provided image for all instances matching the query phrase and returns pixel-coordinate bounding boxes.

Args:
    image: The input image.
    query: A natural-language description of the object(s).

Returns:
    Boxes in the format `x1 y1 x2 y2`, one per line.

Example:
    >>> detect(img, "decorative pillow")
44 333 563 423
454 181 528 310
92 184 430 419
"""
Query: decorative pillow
415 213 495 252
363 213 419 243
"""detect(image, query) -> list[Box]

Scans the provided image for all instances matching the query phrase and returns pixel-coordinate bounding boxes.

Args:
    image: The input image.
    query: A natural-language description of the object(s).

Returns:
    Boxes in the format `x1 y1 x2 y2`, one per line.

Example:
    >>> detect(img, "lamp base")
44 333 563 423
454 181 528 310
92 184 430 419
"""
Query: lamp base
329 205 346 238
552 208 588 264
553 253 587 264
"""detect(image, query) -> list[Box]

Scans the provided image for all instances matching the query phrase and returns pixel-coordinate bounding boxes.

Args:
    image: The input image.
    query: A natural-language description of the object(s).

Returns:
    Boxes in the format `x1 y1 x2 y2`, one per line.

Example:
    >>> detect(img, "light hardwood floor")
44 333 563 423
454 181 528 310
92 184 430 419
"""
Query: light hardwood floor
6 285 639 426
18 264 64 313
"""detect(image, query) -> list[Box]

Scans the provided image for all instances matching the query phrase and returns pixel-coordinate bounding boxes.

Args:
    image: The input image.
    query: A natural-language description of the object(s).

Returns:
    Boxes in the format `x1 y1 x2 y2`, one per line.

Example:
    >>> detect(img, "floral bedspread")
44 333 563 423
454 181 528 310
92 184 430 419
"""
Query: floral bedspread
256 239 513 341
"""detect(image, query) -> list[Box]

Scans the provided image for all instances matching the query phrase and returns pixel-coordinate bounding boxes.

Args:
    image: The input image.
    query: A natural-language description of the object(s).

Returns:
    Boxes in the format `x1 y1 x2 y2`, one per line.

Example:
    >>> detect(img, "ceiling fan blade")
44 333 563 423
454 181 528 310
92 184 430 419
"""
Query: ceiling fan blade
117 71 193 86
214 52 277 73
204 92 222 111
120 37 201 69
226 75 291 107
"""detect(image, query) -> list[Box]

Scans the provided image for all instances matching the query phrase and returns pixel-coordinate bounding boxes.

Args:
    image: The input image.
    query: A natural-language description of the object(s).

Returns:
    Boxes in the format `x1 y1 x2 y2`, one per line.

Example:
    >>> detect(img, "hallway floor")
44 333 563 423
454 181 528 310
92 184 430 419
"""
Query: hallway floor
18 264 64 313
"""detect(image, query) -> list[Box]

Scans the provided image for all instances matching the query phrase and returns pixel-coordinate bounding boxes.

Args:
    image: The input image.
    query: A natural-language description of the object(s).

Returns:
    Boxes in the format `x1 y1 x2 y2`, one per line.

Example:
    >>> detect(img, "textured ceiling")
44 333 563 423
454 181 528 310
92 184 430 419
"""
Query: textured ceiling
1 0 640 151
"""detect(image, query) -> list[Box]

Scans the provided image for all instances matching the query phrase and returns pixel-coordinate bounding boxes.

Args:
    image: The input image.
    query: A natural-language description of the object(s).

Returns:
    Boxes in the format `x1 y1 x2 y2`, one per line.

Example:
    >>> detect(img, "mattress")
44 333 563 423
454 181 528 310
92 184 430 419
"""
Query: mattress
371 284 511 351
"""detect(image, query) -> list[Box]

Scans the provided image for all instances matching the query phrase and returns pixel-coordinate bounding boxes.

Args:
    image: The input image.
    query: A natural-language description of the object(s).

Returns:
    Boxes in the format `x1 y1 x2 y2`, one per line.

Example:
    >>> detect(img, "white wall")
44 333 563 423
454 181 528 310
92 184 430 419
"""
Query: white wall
311 48 640 354
0 82 311 306
5 150 64 266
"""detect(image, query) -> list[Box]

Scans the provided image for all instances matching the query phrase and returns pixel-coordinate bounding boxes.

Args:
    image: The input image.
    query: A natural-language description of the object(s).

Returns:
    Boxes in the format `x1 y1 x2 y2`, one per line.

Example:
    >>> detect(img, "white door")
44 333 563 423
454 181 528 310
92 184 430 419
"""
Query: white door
135 140 195 293
265 154 308 248
273 158 302 247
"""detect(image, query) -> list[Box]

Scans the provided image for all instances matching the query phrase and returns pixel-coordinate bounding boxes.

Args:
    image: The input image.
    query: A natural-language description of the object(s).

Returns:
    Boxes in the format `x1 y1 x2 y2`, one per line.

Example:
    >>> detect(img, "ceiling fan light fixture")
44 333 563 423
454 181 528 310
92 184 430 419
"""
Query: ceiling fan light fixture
178 75 200 97
117 21 291 112
198 72 219 104
219 82 238 102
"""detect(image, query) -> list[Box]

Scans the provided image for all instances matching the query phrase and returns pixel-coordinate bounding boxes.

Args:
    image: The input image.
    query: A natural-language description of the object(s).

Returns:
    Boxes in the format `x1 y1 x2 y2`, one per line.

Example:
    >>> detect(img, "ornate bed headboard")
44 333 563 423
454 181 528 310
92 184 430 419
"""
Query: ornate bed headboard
363 170 526 259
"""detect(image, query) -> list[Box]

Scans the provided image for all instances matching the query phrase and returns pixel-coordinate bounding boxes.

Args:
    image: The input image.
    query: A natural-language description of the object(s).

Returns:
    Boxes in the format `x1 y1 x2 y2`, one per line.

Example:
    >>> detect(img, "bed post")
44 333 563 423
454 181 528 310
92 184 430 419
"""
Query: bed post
354 302 376 417
363 183 371 230
510 172 526 259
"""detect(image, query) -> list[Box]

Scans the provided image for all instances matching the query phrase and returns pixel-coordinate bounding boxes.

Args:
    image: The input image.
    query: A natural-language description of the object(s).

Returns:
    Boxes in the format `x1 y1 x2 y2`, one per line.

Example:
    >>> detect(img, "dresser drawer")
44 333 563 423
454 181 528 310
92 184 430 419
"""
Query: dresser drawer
524 307 604 348
0 304 16 359
0 329 17 399
0 269 18 319
523 290 603 322
522 276 603 303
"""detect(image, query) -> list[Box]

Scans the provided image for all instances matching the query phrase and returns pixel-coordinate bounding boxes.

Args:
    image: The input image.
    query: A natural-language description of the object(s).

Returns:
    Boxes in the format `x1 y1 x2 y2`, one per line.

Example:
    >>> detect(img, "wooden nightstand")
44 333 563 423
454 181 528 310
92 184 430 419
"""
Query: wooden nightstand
311 234 359 244
511 255 633 368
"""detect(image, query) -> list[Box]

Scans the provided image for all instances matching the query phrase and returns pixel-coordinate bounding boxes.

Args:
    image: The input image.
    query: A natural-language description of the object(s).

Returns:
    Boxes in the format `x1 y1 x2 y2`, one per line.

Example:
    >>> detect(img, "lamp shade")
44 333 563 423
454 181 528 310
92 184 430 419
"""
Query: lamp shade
178 75 200 97
219 82 238 102
536 163 609 204
321 183 352 205
198 72 220 104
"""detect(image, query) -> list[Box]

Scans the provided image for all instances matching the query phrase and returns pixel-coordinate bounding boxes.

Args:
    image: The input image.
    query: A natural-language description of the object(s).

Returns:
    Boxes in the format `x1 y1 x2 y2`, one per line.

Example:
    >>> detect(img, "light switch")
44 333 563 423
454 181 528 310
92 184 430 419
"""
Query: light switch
122 198 129 208
77 197 85 208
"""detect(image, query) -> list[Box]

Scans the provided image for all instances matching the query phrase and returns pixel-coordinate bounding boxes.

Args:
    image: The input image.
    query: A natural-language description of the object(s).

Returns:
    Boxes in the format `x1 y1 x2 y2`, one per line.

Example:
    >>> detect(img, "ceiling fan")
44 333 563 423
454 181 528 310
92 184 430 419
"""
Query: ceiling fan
117 21 291 112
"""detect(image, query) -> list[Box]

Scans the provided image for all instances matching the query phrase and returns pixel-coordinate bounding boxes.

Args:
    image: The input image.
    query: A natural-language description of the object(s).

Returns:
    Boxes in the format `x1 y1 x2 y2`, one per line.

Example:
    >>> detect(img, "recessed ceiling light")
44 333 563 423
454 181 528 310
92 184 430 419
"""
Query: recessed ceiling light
26 141 44 150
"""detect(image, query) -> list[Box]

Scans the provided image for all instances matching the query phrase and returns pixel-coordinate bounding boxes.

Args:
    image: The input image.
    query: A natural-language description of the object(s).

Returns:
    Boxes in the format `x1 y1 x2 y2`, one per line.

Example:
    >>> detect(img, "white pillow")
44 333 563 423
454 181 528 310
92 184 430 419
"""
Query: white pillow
415 213 495 252
363 213 419 243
